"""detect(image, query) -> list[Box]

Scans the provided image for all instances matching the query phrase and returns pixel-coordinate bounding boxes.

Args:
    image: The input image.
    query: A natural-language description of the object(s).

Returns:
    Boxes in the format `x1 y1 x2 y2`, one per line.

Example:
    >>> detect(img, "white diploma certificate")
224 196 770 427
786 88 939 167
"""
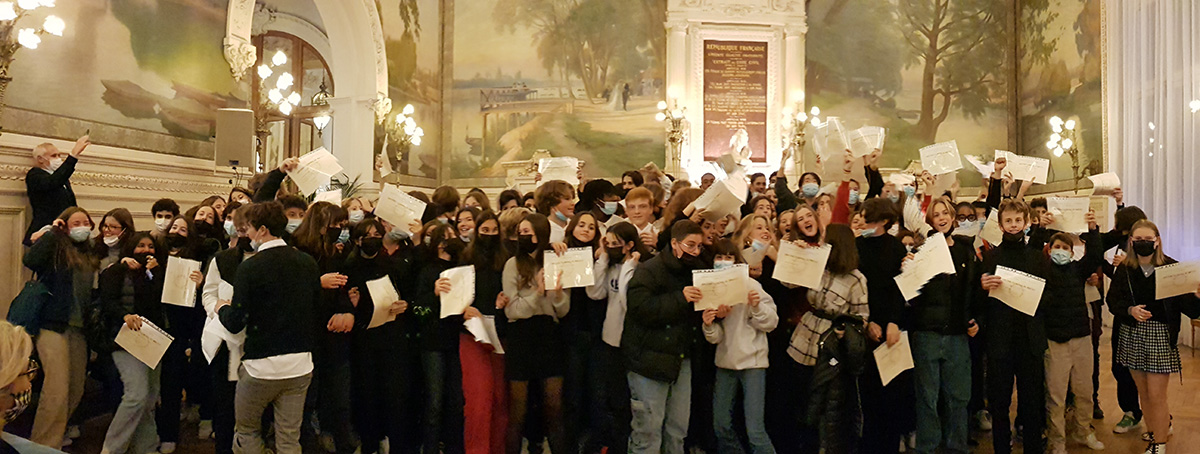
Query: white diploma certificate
692 265 750 311
374 184 428 231
692 178 747 221
1155 261 1200 300
544 247 596 289
813 117 848 160
439 266 475 318
115 317 175 368
366 276 401 329
980 211 1004 246
1087 172 1121 196
289 147 342 195
990 266 1046 316
772 243 832 289
162 256 201 307
1004 152 1050 184
314 189 342 204
873 331 914 387
537 157 580 187
894 233 957 301
464 315 504 354
919 140 964 175
847 126 885 158
1047 197 1091 233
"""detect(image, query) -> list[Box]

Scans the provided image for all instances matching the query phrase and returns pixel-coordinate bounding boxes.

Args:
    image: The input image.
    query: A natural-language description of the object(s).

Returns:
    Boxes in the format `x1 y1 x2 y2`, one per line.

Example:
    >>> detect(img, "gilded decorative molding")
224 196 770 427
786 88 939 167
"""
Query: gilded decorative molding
0 165 228 194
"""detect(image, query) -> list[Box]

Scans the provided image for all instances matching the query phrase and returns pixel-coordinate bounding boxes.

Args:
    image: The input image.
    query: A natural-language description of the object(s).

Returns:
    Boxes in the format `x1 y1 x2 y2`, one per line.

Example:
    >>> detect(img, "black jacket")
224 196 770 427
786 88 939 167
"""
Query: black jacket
908 234 980 335
218 244 321 361
856 234 906 329
980 237 1050 355
99 261 166 337
24 156 78 245
413 256 463 352
1107 256 1200 346
623 249 700 382
253 168 286 203
22 230 94 333
341 250 415 349
1042 230 1104 343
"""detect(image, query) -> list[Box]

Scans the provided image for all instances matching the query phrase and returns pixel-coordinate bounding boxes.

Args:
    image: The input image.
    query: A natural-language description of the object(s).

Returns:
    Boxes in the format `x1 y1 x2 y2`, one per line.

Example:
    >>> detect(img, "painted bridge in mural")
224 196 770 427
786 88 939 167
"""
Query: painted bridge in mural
479 86 575 114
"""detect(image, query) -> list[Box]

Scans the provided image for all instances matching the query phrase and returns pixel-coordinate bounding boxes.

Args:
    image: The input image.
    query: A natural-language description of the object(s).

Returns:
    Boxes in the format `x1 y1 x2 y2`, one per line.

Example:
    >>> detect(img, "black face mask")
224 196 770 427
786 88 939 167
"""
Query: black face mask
236 236 254 253
443 238 466 259
607 247 626 264
166 233 187 248
359 237 383 257
194 221 215 238
475 233 500 252
132 252 152 267
1002 231 1025 243
326 229 342 244
503 237 519 254
518 235 538 255
679 250 707 269
1132 240 1156 257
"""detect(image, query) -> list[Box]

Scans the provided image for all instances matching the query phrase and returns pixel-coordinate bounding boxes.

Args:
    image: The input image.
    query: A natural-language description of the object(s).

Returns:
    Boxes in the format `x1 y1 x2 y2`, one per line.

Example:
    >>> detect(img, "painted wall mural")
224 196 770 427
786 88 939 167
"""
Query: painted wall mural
374 0 442 182
6 0 246 152
446 0 667 182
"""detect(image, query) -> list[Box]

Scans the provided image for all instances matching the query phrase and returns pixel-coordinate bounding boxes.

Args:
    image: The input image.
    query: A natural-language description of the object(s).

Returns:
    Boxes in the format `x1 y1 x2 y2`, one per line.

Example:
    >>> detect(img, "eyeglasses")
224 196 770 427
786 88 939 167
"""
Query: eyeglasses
676 241 701 253
100 224 124 232
956 215 977 222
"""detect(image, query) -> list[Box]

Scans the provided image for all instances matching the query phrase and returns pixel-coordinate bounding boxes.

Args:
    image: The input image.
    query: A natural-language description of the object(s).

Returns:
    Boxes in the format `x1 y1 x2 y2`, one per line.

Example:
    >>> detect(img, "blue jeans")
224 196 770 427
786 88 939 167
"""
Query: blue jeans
421 350 464 454
714 368 774 454
911 331 971 454
103 350 160 454
627 360 691 454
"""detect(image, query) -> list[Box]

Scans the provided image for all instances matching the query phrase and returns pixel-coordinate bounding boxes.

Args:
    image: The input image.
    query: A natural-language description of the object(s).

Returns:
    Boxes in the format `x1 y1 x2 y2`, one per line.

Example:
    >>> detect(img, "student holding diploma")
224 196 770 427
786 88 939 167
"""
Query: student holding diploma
500 213 569 454
978 199 1050 454
1106 220 1200 454
457 210 511 454
417 223 467 454
561 211 607 453
701 239 778 454
905 197 980 454
98 232 166 454
339 219 413 454
785 224 869 453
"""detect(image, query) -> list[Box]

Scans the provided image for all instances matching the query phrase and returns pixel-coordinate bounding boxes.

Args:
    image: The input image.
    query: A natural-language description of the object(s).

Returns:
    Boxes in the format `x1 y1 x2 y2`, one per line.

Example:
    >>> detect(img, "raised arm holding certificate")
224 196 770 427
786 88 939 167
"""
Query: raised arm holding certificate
289 147 343 195
1047 197 1090 233
538 157 580 187
894 233 957 301
990 266 1046 316
439 265 475 318
692 178 746 221
366 276 401 328
115 317 175 368
848 126 885 158
692 264 750 311
1155 261 1200 300
772 243 832 289
919 140 964 175
543 247 595 289
1087 173 1121 196
998 151 1050 184
374 184 428 231
162 256 201 307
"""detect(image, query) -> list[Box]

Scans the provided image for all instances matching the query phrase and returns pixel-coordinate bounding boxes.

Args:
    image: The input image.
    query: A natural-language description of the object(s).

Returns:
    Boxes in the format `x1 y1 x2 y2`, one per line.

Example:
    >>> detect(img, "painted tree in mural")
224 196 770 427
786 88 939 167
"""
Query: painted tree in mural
806 0 904 103
898 0 1011 142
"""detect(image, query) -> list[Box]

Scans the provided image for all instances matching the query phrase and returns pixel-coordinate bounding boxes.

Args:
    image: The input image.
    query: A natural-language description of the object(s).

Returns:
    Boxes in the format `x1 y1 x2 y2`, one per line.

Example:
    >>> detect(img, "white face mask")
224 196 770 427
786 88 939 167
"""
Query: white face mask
103 235 120 247
47 157 64 172
154 218 171 232
714 259 735 270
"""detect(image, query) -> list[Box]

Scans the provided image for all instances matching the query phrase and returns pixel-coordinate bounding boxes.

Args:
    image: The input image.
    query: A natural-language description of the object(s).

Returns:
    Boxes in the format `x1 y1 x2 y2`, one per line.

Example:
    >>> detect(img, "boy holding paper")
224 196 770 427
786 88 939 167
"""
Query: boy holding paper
978 199 1050 454
701 239 778 454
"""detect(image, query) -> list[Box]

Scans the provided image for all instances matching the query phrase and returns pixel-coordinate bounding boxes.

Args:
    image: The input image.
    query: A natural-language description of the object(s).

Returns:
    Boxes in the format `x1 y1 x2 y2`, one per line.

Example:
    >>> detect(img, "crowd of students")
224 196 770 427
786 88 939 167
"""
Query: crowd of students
12 139 1200 454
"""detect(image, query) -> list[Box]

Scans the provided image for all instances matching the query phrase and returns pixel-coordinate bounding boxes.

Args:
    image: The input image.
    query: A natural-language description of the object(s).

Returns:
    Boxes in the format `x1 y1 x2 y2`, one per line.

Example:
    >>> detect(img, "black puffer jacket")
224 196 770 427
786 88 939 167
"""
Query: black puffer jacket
908 234 980 335
1042 230 1104 343
622 250 701 382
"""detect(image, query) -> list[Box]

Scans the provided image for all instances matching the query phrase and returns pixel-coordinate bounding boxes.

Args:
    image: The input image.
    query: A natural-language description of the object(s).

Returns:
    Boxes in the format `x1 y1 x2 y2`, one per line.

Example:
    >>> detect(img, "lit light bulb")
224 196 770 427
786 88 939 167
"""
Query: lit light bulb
403 123 416 135
267 89 282 104
411 135 422 146
1148 152 1154 157
657 101 668 110
404 117 416 129
0 3 17 21
1064 119 1076 130
810 106 820 116
313 115 331 131
1149 137 1155 144
1061 138 1073 149
1053 147 1063 157
275 72 293 90
257 64 272 80
16 28 39 49
271 50 287 66
287 91 300 106
395 114 405 125
1049 116 1063 126
1052 124 1063 133
414 127 424 137
1190 99 1200 113
655 112 667 122
42 15 63 36
16 0 38 10
279 101 293 116
782 106 793 117
1045 140 1057 150
1148 122 1155 130
1050 133 1061 143
402 104 414 115
797 112 807 123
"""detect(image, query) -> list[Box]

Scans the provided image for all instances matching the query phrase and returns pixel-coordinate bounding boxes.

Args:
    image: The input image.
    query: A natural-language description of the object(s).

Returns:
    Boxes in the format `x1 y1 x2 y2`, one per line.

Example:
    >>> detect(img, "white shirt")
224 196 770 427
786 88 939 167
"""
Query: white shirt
550 221 566 244
240 238 314 380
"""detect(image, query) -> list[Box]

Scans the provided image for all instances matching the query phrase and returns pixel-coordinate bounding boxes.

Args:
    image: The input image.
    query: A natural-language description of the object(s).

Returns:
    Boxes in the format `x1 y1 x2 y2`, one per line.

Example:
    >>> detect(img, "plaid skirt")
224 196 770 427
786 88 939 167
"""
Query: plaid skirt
1115 321 1182 374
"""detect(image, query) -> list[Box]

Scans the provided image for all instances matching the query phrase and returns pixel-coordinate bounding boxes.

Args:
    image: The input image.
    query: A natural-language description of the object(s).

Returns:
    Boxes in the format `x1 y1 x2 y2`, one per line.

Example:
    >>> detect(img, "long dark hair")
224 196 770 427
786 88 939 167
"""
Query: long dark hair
93 208 135 257
565 211 601 251
606 221 653 262
464 210 508 272
52 207 98 271
120 232 156 261
292 202 348 261
516 213 551 289
824 224 859 274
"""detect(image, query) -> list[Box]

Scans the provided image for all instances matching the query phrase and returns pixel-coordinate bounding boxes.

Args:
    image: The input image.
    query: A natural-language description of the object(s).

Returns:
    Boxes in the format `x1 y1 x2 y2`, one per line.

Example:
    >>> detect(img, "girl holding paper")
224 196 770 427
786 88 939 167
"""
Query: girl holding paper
562 211 606 453
501 213 569 454
1106 220 1200 454
418 223 468 454
459 210 511 454
98 232 166 454
156 215 211 452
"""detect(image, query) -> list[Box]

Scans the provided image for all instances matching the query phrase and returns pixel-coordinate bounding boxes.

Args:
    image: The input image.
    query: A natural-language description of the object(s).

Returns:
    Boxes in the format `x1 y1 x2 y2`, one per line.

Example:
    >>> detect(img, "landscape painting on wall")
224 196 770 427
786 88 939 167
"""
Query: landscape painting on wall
1019 0 1103 186
374 0 443 182
447 0 667 183
804 0 1014 185
5 0 246 155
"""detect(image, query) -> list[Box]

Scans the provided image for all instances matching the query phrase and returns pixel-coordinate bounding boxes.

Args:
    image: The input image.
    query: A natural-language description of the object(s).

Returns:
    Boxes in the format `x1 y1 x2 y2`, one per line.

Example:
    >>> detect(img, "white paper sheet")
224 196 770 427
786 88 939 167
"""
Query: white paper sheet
1088 172 1121 196
888 172 915 187
894 233 958 301
162 256 201 307
692 178 747 221
772 243 832 289
366 276 401 329
919 140 964 175
289 147 342 196
1003 153 1050 184
990 266 1046 316
115 317 175 368
742 242 769 267
439 266 475 318
1155 261 1200 300
604 215 627 229
813 117 848 161
537 157 580 187
692 264 750 311
847 126 885 158
373 184 428 231
314 189 343 204
1047 197 1091 233
201 316 244 381
543 247 596 289
873 331 914 387
464 315 504 354
980 211 1003 246
965 155 995 177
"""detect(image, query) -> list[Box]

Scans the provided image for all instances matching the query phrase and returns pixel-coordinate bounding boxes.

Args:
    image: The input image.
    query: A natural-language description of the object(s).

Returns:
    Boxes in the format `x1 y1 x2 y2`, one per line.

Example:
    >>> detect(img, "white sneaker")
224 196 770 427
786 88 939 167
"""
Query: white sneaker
66 425 81 439
976 410 994 431
1143 442 1165 454
1071 432 1106 450
159 442 177 454
198 419 213 439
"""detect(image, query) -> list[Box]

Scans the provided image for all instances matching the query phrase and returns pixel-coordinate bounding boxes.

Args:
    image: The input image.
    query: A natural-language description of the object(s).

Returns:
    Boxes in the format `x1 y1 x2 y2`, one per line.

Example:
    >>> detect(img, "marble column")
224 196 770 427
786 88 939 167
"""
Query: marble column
327 96 379 196
783 23 808 183
664 19 689 176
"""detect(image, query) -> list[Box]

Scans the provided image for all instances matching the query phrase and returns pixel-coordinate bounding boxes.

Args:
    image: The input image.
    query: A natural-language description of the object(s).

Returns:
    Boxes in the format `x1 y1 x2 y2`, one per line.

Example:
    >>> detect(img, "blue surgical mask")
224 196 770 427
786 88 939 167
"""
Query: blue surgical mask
860 227 881 238
714 260 734 270
957 220 978 237
750 239 767 251
387 225 408 242
888 194 900 203
600 201 618 216
285 219 302 234
224 219 236 237
801 183 820 198
68 226 91 243
337 229 350 244
1049 249 1072 265
348 210 365 224
903 186 915 198
250 238 263 251
848 190 860 205
554 210 569 223
1023 226 1031 236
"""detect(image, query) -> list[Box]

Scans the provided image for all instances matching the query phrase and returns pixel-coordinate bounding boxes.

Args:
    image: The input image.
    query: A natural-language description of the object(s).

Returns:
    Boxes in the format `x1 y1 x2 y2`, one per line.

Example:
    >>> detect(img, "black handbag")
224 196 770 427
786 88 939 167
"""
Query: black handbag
8 278 49 336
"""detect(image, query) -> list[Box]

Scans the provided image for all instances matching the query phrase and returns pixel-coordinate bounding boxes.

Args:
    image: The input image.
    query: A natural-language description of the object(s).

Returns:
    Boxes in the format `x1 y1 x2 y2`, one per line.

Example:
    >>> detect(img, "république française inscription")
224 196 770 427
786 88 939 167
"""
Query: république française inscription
703 40 768 162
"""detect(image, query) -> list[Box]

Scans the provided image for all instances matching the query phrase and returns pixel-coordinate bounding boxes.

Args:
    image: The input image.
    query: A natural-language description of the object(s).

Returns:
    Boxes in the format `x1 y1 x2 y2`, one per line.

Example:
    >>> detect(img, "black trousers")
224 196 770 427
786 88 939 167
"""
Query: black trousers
315 335 358 454
1110 322 1142 419
765 330 817 454
351 338 417 454
1090 300 1103 406
686 341 718 453
968 333 988 415
596 344 631 452
158 307 210 443
986 332 1045 454
211 346 237 454
860 353 913 454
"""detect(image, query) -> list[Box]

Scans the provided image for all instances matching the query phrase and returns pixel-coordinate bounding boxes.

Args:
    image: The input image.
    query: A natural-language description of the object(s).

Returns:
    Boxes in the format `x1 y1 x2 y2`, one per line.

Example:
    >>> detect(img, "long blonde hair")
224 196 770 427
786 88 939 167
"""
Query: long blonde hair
0 321 32 390
733 213 774 248
1121 220 1167 268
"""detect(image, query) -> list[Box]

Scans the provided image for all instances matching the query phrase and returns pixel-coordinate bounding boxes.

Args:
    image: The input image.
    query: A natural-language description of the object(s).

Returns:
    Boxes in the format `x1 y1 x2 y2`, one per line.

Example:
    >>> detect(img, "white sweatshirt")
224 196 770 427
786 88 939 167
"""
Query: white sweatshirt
702 279 778 370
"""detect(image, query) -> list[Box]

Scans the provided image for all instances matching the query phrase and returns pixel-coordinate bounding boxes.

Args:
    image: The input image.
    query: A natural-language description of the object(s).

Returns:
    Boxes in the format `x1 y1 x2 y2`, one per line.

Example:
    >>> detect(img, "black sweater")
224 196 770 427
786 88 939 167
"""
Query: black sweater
99 262 166 333
1041 230 1105 342
218 244 321 361
413 256 463 352
341 251 415 349
908 234 980 335
856 234 907 329
980 237 1050 355
1106 257 1200 346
